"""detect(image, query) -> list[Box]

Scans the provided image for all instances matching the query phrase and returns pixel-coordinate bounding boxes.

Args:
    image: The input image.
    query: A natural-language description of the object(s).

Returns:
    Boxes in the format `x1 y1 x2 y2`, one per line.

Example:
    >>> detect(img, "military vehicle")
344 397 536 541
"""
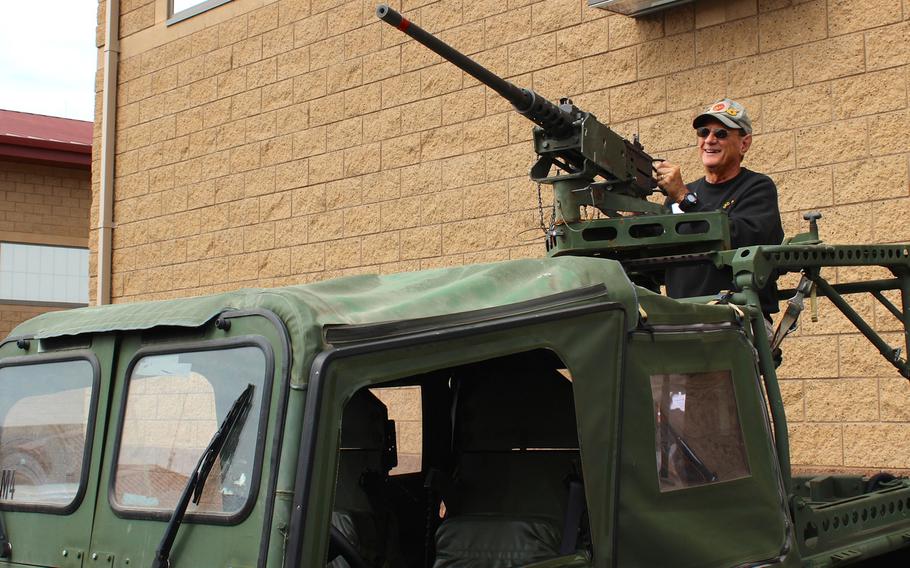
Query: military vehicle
2 5 910 568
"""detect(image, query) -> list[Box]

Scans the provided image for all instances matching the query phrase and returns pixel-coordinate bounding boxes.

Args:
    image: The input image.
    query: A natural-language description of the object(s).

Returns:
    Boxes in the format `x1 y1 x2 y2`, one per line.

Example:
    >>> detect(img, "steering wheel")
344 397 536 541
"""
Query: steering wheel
328 526 370 568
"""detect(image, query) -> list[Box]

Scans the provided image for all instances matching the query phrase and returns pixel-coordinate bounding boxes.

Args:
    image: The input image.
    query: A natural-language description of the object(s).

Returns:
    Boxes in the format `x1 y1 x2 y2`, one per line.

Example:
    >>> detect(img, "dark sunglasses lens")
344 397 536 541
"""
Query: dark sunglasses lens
696 127 729 139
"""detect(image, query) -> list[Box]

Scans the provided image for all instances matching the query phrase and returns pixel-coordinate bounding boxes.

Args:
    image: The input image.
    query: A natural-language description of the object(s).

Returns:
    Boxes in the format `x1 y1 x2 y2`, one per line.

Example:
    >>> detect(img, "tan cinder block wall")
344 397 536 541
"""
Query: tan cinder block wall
0 161 91 245
0 303 68 339
0 160 91 337
94 0 910 473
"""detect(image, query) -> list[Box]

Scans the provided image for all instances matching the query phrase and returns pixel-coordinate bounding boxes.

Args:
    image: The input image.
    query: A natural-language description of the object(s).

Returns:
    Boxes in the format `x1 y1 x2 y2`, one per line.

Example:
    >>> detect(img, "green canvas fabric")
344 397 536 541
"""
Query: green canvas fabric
636 287 745 326
8 257 640 386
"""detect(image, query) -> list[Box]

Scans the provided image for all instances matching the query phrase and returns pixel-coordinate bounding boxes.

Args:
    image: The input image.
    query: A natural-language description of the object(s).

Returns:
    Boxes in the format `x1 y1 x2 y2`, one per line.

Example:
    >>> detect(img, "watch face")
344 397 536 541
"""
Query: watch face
681 192 698 211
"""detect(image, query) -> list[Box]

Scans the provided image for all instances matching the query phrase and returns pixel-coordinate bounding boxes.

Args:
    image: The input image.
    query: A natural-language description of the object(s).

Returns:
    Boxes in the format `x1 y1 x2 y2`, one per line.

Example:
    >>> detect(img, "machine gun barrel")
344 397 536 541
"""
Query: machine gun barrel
376 4 574 137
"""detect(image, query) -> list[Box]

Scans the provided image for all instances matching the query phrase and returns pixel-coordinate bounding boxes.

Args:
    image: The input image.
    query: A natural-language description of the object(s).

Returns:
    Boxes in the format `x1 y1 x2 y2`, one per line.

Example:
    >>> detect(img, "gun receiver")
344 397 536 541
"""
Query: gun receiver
376 4 662 220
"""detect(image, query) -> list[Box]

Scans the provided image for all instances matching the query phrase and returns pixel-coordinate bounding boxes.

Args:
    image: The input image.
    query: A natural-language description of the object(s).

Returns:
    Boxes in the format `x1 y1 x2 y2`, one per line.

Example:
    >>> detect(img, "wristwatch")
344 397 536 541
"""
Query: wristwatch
678 191 699 212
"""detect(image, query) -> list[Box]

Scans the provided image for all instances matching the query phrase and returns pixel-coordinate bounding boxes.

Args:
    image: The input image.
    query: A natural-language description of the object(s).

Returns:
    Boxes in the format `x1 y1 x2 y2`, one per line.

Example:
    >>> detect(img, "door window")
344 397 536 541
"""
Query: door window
112 345 268 517
0 358 96 508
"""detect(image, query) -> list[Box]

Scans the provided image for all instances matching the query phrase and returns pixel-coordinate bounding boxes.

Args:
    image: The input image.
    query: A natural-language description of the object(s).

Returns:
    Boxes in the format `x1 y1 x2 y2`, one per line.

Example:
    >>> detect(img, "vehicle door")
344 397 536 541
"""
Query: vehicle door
0 333 115 568
284 294 629 568
618 323 792 567
84 310 291 568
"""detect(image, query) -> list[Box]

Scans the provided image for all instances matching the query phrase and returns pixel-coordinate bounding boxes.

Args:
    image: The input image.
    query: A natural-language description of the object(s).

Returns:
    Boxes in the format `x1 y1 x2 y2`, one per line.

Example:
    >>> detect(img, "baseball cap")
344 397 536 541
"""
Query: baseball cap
693 98 752 134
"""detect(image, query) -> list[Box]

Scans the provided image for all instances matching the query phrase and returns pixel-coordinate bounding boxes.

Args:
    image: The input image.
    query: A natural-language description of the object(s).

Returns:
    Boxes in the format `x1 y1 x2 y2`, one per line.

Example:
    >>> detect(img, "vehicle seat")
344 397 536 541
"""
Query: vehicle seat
330 389 399 568
433 353 583 568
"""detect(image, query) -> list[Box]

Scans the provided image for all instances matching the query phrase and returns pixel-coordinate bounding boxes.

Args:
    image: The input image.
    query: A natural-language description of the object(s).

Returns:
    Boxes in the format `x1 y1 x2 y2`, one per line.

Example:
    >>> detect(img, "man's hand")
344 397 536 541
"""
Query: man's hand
653 160 687 203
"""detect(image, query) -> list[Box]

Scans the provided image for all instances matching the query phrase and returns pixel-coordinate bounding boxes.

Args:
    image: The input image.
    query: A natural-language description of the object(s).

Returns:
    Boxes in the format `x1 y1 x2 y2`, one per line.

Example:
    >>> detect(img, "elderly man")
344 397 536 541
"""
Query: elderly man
653 98 784 322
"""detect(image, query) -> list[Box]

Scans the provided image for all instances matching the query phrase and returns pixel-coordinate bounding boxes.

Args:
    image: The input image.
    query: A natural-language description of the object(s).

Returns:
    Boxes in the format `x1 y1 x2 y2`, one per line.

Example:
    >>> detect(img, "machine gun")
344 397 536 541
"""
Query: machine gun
376 5 731 263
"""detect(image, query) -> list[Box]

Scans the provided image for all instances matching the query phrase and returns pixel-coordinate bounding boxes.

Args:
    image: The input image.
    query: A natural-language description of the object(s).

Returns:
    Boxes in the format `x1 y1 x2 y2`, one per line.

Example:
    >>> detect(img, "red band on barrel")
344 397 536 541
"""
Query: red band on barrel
398 18 411 31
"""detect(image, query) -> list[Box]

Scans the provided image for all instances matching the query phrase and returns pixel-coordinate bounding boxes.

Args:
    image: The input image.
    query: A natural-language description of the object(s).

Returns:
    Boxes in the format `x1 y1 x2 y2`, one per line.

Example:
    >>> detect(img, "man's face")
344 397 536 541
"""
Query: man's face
696 118 751 172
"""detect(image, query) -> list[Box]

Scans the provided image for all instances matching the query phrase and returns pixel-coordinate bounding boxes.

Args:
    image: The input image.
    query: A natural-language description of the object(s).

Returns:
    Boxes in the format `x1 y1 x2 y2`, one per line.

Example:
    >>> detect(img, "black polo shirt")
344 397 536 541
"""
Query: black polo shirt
665 168 785 317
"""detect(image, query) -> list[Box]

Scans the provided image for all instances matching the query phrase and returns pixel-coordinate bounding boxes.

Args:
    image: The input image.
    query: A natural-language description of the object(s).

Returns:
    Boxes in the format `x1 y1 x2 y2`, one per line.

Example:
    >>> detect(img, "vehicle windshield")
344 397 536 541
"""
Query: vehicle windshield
0 359 95 507
112 345 267 517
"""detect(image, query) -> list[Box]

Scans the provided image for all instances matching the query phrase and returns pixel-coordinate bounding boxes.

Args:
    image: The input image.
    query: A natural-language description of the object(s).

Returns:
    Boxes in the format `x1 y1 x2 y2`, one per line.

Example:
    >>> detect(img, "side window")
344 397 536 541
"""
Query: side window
0 358 96 508
650 371 750 491
112 344 268 517
371 386 421 475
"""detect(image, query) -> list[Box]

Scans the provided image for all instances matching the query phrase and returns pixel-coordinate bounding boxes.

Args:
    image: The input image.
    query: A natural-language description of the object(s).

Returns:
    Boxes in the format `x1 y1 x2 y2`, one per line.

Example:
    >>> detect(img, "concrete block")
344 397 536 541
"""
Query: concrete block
832 67 907 120
697 17 758 65
789 423 844 466
609 77 666 122
726 50 793 97
828 0 902 36
639 32 695 80
793 34 865 86
833 157 909 205
805 378 879 421
777 334 839 378
844 423 910 468
484 7 531 49
531 0 580 33
795 119 867 168
555 18 610 63
758 0 825 52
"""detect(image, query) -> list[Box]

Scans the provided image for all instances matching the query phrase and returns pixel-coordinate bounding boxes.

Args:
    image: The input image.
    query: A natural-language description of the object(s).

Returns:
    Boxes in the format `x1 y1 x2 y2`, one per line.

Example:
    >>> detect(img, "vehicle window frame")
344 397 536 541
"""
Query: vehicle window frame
0 350 101 515
107 336 275 526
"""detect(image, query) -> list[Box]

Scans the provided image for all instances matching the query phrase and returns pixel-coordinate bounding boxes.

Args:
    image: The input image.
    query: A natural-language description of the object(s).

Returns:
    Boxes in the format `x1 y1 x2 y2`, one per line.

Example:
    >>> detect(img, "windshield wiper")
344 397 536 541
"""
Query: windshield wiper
151 383 255 568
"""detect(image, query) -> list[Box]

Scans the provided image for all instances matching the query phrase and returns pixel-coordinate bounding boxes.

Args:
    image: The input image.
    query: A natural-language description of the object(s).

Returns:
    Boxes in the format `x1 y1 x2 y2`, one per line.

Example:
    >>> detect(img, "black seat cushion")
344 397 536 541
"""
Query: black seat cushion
433 515 562 568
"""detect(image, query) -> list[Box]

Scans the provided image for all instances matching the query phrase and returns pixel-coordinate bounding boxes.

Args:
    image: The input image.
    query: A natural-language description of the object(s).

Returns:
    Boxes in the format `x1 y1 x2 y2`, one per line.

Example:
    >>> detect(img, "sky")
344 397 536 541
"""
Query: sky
0 1 99 122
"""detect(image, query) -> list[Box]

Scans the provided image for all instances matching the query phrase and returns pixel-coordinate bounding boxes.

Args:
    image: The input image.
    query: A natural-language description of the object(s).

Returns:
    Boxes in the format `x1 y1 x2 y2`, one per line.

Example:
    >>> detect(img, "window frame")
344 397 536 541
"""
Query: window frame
0 351 101 515
107 336 275 525
166 0 233 26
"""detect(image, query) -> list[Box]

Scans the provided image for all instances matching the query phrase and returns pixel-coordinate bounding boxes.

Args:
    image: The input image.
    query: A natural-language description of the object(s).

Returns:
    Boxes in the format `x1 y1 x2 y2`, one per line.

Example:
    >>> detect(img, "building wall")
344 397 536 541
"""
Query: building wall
0 160 92 336
94 0 910 472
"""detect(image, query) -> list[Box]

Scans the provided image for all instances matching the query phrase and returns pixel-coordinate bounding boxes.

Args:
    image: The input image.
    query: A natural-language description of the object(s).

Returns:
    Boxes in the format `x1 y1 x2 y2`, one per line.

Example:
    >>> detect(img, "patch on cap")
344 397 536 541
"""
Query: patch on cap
693 98 752 134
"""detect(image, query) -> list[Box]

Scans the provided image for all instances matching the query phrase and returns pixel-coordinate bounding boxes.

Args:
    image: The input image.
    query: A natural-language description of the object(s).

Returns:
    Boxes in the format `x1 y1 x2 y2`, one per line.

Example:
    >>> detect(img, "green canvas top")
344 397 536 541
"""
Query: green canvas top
8 256 742 383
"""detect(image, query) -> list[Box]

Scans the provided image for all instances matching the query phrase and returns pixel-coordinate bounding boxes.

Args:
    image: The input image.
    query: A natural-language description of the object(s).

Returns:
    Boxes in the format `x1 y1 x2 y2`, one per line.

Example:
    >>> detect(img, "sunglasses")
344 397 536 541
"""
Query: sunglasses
696 127 740 139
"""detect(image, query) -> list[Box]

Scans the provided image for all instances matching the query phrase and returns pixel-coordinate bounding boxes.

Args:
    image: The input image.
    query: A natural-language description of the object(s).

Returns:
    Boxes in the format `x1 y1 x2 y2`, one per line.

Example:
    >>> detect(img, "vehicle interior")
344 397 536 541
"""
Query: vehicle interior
327 349 589 568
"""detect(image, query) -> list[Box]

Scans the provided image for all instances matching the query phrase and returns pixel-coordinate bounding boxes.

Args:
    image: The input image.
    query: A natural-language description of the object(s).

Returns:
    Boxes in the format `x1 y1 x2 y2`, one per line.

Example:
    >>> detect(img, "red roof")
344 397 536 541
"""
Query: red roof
0 109 92 169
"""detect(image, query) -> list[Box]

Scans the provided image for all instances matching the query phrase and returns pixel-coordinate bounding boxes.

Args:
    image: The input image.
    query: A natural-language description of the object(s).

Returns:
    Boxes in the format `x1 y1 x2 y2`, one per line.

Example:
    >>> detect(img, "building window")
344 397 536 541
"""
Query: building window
167 0 233 25
0 243 89 305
